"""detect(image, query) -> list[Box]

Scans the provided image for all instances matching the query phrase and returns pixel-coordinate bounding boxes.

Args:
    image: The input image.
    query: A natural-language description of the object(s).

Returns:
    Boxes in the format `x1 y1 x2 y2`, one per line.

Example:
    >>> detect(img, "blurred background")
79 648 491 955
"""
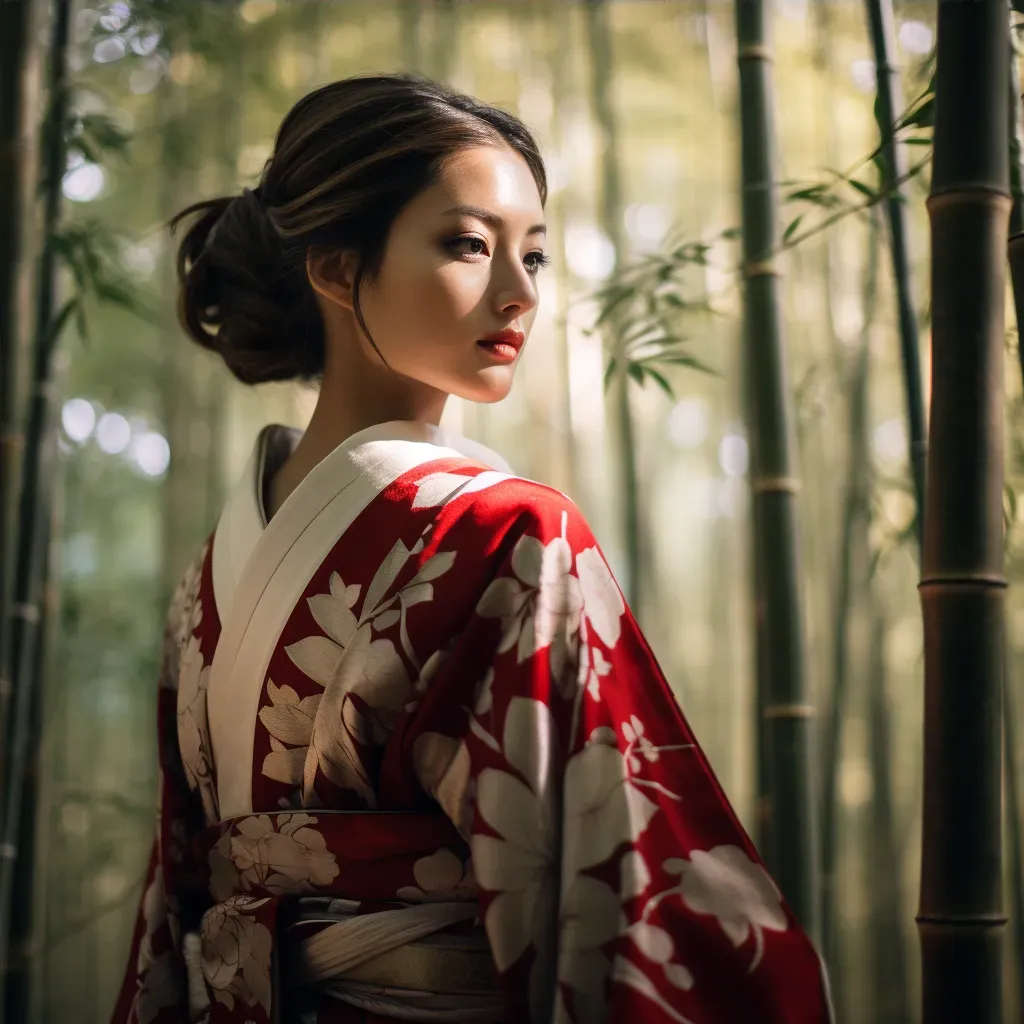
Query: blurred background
3 0 1021 1021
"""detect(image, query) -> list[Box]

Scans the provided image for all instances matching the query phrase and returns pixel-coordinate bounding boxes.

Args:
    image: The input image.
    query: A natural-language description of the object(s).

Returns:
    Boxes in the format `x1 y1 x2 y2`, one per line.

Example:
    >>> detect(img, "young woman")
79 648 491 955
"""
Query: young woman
111 73 832 1024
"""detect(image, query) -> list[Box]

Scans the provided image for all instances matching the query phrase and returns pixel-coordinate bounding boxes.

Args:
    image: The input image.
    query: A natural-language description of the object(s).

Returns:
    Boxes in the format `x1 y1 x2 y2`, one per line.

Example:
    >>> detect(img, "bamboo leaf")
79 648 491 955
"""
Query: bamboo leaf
643 366 676 398
654 354 721 377
45 297 79 351
603 357 618 392
783 215 804 243
848 178 878 200
898 95 935 130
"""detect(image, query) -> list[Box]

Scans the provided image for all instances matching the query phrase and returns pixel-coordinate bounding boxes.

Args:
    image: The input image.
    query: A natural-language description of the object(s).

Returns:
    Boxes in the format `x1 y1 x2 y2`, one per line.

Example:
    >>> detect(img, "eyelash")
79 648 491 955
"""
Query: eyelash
446 236 552 275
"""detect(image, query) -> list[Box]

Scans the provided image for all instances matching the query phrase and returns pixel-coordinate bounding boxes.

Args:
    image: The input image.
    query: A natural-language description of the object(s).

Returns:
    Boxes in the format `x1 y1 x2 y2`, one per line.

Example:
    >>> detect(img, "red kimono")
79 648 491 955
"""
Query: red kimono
110 419 833 1024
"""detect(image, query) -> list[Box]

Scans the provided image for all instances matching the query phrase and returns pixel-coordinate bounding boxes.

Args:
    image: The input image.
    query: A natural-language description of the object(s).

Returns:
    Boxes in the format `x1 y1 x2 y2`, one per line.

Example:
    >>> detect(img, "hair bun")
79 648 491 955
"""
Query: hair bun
170 185 323 385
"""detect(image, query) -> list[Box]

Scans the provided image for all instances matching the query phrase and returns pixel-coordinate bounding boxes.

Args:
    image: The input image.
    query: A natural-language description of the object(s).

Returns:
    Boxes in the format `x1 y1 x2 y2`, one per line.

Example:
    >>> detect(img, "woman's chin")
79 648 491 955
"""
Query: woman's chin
454 367 516 404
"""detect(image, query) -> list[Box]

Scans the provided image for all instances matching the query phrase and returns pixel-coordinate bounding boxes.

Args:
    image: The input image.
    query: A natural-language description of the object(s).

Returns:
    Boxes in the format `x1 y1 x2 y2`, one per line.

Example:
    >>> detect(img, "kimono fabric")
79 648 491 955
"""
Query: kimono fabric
110 420 834 1024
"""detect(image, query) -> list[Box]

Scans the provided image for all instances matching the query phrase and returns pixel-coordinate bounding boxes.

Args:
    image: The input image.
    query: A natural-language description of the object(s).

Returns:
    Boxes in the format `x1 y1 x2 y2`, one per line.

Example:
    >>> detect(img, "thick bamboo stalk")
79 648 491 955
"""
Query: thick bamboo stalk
0 0 40 800
1003 648 1024 1021
865 0 927 545
0 4 71 1010
918 2 1009 1020
1008 33 1024 383
583 0 642 619
1002 34 1024 1017
735 0 818 936
820 211 880 994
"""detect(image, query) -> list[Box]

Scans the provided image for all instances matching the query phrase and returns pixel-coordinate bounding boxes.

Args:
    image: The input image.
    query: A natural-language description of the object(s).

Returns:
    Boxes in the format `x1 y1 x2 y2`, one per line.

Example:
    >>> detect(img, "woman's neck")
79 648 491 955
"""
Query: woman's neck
265 351 447 521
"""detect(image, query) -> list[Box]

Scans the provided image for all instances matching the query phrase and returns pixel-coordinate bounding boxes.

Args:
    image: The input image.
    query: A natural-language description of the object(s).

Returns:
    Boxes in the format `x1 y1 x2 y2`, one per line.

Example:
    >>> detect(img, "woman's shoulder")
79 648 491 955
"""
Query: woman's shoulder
445 466 597 547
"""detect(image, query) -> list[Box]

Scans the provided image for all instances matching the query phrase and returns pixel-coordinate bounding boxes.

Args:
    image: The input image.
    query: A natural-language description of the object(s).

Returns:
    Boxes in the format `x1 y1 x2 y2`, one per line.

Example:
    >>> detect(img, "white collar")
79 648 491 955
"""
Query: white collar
210 420 512 623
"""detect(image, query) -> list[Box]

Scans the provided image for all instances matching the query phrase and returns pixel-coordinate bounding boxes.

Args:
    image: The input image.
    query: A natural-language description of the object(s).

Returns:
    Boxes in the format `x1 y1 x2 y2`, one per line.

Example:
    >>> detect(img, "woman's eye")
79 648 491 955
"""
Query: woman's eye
525 251 552 275
447 237 552 275
447 236 487 257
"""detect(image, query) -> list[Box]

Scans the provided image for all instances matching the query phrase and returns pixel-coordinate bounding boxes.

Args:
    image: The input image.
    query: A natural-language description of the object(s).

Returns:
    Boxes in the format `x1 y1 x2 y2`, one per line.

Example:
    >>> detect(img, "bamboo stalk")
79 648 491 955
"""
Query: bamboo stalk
4 525 59 1022
1002 31 1024 1017
0 0 40 802
0 0 71 996
734 0 818 937
1009 27 1024 383
918 2 1009 1020
0 0 71 1013
432 0 456 86
399 0 423 74
583 0 643 619
820 210 880 997
865 0 927 545
1003 647 1024 1022
867 602 910 1022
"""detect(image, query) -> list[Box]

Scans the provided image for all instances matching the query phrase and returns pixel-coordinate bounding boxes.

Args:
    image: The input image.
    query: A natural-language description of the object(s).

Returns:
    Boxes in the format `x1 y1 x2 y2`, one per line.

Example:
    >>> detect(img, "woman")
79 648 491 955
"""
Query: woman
111 73 832 1024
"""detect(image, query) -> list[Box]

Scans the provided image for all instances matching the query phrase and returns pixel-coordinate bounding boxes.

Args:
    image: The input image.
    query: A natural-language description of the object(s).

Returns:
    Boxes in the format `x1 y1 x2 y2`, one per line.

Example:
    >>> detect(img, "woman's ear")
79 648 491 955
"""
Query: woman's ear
306 250 358 312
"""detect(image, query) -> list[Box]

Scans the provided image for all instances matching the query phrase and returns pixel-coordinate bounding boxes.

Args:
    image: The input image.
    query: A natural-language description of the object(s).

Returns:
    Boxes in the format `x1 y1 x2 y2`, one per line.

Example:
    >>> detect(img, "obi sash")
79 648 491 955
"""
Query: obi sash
182 809 502 1023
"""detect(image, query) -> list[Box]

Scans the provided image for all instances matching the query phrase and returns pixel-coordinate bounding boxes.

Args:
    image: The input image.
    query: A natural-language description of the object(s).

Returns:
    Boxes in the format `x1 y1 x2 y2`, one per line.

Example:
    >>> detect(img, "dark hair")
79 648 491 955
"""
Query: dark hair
168 72 548 385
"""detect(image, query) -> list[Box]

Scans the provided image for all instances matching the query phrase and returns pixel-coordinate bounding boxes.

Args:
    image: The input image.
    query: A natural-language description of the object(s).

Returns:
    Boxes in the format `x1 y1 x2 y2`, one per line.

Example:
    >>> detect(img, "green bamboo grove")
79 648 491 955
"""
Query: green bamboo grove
734 0 818 936
919 1 1009 1021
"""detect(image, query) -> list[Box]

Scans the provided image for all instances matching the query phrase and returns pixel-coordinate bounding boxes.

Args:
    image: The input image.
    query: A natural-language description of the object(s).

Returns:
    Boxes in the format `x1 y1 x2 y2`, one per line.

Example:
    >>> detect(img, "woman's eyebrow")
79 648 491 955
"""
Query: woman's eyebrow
442 204 547 237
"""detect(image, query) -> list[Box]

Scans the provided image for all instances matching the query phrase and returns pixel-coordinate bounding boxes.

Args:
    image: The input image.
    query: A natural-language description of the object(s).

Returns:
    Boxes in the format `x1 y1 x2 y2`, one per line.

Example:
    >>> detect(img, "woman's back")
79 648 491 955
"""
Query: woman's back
111 420 832 1023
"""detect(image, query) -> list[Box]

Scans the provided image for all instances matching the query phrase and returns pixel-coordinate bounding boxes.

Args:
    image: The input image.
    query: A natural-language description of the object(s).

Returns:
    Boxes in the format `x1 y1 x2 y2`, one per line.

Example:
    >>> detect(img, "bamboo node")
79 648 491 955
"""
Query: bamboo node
743 259 780 279
926 188 1012 212
12 602 40 623
0 843 15 861
764 703 815 719
0 431 25 453
0 676 10 699
918 573 1007 591
916 912 1007 928
753 475 802 495
738 44 773 63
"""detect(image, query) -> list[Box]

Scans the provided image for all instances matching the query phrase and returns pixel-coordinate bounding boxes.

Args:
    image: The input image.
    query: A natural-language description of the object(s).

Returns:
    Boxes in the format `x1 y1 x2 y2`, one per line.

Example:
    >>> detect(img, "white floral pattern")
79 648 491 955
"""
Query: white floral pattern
477 529 583 690
473 697 562 1019
130 874 180 1024
275 524 459 805
201 895 273 1014
412 731 475 837
177 635 217 820
397 848 477 903
575 546 626 648
208 813 339 901
668 845 787 971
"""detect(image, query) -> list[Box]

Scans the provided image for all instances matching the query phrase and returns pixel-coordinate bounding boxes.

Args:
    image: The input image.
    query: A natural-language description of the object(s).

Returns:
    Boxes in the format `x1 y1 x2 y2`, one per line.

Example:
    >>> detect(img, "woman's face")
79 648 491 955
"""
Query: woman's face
316 143 547 405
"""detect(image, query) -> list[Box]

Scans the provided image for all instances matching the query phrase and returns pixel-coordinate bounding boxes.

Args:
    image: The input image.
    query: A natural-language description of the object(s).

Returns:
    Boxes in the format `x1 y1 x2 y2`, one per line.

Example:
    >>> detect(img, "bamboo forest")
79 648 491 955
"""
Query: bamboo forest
0 0 1022 1021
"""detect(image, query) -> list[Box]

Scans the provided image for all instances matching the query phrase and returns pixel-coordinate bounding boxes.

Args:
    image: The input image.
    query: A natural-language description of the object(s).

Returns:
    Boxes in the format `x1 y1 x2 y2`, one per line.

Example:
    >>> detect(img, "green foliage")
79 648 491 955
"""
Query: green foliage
586 230 721 400
51 223 160 344
593 53 936 400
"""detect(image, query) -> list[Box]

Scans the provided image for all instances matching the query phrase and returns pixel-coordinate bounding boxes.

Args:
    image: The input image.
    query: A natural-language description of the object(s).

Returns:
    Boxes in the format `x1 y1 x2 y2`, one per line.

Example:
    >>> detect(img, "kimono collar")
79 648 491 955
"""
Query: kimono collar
210 419 512 624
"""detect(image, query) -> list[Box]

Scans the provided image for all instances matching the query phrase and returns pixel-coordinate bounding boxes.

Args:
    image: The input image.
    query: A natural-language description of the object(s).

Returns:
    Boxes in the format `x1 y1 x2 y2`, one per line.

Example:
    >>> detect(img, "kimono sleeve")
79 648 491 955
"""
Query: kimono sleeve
405 484 833 1024
109 557 211 1024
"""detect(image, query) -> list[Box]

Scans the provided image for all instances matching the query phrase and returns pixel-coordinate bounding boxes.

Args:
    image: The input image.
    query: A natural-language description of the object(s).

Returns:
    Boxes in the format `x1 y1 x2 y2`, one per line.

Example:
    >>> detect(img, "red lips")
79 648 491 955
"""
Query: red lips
478 327 525 352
